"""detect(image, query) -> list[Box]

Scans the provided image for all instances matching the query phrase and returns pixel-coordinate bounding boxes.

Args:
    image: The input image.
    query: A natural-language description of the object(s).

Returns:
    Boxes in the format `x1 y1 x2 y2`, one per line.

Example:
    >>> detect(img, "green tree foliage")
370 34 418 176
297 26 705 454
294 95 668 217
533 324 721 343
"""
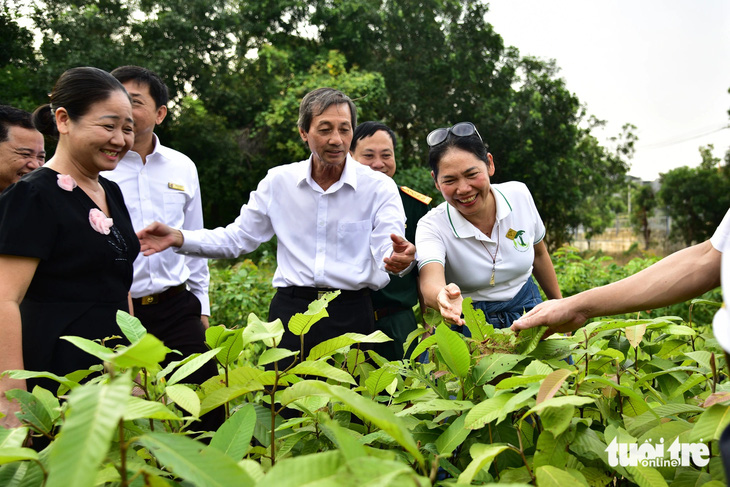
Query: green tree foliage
0 7 43 110
658 145 730 245
12 0 635 245
630 183 657 250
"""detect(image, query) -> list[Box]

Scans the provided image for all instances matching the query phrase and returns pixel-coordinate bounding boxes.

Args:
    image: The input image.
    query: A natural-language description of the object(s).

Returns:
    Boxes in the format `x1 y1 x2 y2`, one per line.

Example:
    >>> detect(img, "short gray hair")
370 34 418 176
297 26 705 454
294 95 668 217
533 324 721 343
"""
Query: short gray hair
298 88 357 132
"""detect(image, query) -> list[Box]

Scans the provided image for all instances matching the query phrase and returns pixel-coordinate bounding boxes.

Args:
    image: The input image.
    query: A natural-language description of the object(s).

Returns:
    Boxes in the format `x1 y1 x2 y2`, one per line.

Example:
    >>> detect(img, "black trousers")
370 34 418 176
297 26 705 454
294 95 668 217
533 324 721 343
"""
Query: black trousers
134 289 223 430
268 288 375 369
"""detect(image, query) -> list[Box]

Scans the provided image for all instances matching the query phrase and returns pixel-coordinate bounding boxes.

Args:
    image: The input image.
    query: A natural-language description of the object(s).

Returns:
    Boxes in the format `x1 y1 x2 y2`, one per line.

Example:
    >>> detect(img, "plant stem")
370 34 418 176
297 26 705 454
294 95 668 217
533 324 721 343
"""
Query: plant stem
118 419 128 487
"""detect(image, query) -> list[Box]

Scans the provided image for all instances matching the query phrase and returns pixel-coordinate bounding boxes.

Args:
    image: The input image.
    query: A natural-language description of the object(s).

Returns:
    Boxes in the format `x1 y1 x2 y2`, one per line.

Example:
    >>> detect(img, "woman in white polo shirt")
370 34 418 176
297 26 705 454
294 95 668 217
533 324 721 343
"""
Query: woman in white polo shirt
416 122 562 330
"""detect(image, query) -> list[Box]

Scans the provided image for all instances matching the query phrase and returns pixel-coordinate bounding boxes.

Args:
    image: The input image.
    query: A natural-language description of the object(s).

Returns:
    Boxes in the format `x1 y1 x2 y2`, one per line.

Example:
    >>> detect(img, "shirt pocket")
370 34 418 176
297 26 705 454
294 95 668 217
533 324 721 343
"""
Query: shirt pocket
162 192 187 226
336 220 371 266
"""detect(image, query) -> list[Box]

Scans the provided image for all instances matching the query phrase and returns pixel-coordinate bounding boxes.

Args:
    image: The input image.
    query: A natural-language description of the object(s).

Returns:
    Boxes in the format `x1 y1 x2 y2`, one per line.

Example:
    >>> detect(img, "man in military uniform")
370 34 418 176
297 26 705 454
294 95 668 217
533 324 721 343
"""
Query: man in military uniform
351 121 431 361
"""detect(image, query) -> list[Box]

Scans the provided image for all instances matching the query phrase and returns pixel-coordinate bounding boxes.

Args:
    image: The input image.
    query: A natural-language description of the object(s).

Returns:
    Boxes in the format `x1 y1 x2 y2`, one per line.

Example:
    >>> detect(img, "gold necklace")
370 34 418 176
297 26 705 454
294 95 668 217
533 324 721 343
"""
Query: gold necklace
479 225 500 286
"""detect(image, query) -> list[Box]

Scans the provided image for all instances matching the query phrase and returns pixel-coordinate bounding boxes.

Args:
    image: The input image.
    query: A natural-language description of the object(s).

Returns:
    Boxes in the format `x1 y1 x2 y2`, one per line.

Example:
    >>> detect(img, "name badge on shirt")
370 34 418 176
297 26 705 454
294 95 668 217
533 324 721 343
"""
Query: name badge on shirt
506 228 518 240
168 182 185 191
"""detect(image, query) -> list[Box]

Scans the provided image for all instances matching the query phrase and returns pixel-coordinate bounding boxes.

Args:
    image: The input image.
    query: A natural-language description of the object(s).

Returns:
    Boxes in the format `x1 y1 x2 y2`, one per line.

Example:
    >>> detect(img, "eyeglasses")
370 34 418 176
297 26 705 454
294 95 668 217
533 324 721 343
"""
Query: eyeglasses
426 122 483 147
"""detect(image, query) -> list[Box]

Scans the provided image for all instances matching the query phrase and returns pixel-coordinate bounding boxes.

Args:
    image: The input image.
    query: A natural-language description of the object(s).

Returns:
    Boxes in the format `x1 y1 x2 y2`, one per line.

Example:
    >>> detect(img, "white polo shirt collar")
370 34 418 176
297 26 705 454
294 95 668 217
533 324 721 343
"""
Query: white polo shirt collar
446 186 513 240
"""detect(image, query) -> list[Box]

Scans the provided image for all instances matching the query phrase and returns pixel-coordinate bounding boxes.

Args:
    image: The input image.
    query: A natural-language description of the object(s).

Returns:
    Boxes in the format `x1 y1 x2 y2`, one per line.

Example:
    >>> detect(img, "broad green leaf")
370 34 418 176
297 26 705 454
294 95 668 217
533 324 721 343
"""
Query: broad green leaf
669 373 707 399
5 389 53 435
3 370 79 391
535 465 585 487
457 443 510 484
365 367 397 397
541 404 574 436
472 354 523 385
287 361 356 385
242 314 284 347
625 323 647 349
684 351 714 371
0 427 30 448
31 386 61 423
60 336 113 362
536 369 574 405
702 392 730 408
633 366 703 389
690 298 722 308
527 396 594 416
497 384 541 423
116 310 147 343
206 325 230 350
650 324 696 336
257 450 343 487
208 403 256 461
258 348 299 366
523 359 553 376
200 383 265 416
0 447 38 464
137 432 254 487
435 413 470 456
320 419 367 462
409 334 437 361
583 376 651 416
464 393 515 430
46 375 131 487
624 464 669 487
124 396 182 421
307 382 424 468
462 297 491 340
288 291 339 336
534 431 570 469
625 403 704 437
690 404 730 442
307 331 391 361
595 348 625 361
112 333 169 369
514 325 549 355
335 456 430 486
434 324 470 379
214 328 244 367
397 399 473 416
165 384 201 417
496 374 546 389
167 348 221 386
637 420 692 446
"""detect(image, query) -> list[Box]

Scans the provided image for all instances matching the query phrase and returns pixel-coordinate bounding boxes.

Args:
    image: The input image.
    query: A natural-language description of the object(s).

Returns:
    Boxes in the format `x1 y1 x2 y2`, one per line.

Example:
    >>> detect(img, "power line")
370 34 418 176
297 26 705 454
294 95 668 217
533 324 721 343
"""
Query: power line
637 123 730 150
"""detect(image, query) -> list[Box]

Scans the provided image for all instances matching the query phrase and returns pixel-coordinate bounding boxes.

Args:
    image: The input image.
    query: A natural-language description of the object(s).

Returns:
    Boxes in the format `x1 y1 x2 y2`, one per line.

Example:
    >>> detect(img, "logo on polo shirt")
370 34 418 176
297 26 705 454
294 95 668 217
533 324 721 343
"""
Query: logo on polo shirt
506 228 530 252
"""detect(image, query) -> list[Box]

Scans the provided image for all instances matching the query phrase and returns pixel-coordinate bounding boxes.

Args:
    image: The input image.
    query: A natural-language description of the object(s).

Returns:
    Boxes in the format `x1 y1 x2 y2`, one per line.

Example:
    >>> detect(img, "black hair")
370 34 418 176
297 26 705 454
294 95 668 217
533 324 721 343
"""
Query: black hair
351 121 396 153
32 66 130 137
0 105 35 143
111 65 170 108
298 88 357 133
428 132 489 178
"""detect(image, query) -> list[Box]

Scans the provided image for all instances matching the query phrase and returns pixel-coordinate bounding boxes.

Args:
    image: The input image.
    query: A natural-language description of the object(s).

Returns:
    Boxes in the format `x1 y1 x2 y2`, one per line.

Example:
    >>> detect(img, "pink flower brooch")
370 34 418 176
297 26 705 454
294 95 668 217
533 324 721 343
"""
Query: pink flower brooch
89 208 113 235
57 174 77 191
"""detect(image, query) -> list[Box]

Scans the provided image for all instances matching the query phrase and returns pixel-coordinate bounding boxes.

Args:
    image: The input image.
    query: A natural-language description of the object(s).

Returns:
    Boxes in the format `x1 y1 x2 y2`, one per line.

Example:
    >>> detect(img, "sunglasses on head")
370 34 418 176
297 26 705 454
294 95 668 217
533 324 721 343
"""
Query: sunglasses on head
426 121 483 147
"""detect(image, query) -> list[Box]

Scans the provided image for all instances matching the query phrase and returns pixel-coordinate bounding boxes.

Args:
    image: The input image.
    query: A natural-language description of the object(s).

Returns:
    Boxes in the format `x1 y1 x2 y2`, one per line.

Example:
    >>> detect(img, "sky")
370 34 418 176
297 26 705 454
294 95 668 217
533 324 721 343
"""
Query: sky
485 0 730 181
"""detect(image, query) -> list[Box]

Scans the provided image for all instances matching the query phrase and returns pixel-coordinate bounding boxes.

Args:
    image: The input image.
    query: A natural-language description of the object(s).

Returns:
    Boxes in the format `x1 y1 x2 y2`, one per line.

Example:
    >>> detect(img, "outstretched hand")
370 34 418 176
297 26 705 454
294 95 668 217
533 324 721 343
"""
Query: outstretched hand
383 234 415 274
137 222 183 256
510 297 587 337
437 283 465 326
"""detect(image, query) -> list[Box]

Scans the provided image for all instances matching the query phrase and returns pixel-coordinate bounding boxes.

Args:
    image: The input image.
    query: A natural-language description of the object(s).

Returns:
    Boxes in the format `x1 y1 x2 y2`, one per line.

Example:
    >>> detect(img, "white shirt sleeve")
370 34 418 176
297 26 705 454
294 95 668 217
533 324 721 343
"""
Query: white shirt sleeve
179 173 275 259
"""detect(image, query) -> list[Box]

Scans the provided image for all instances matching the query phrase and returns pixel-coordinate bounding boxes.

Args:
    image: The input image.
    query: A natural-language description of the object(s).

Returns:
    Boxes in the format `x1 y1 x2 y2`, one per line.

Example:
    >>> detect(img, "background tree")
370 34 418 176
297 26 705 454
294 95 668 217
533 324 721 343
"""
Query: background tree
630 183 657 250
658 145 730 245
8 0 637 246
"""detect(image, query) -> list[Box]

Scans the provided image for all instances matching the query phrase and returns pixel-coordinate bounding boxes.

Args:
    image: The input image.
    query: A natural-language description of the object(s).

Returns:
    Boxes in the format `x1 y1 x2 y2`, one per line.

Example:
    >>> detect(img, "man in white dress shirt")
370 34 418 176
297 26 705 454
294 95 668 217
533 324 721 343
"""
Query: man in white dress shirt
137 88 416 366
101 67 217 404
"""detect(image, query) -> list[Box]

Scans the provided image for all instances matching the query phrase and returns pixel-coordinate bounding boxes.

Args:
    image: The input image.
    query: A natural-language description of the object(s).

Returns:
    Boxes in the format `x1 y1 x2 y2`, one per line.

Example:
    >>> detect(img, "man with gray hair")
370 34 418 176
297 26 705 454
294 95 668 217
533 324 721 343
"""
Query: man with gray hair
0 105 45 193
138 87 415 365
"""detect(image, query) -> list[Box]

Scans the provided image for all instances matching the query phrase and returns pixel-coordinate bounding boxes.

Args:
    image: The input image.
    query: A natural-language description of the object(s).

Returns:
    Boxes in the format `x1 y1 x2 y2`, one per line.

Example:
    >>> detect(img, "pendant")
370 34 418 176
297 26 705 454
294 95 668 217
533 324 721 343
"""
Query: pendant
489 267 495 286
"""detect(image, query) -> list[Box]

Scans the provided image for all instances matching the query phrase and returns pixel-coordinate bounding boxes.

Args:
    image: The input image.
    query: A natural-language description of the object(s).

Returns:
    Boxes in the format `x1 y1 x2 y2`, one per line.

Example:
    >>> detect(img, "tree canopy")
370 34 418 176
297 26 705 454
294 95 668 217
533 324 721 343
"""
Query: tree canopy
0 0 661 245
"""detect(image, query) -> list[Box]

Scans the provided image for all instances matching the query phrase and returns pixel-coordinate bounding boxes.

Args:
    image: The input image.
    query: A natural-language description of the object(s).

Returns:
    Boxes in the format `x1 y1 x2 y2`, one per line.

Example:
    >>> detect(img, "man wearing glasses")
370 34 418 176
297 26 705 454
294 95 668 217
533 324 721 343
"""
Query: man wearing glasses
0 105 45 193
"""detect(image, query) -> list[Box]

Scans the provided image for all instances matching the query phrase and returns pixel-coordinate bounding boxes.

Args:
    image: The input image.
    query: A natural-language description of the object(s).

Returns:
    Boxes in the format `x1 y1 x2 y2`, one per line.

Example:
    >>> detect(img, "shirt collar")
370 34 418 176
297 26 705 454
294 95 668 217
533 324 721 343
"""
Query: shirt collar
299 153 358 192
446 185 513 239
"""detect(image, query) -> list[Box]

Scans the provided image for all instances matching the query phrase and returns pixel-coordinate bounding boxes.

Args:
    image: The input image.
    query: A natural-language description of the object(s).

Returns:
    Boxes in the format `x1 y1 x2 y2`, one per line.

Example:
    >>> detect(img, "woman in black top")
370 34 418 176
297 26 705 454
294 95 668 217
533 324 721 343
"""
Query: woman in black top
0 67 140 428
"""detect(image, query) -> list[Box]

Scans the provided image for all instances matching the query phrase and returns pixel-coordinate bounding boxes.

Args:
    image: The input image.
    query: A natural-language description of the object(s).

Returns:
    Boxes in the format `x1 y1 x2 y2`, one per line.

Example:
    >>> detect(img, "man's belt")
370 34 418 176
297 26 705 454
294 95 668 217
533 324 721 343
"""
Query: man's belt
374 306 410 321
133 283 187 306
277 286 370 301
